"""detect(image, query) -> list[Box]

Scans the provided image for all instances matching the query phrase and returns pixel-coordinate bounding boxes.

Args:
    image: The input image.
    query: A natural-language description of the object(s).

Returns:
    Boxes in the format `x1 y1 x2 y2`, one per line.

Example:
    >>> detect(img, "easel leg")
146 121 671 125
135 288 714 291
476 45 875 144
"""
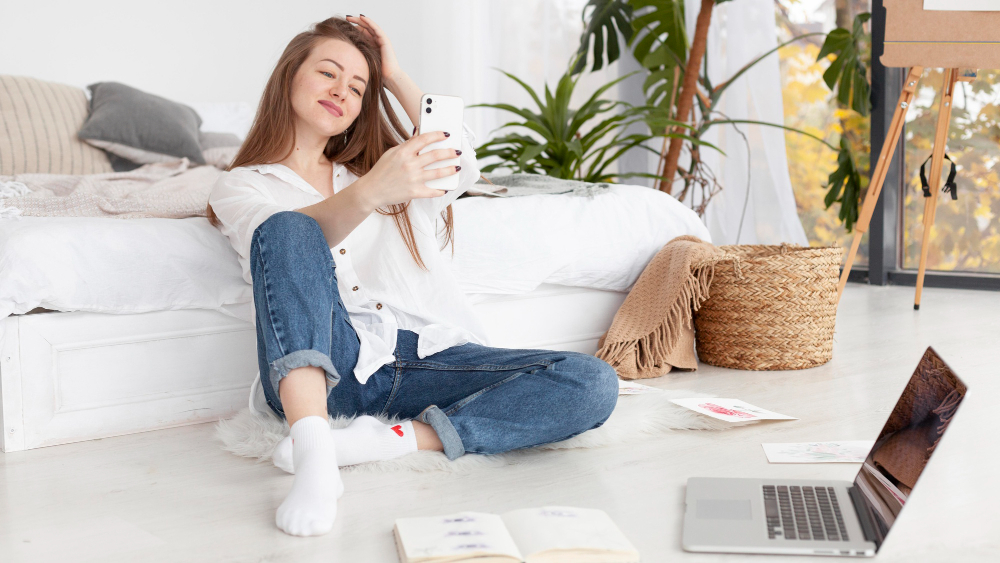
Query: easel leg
837 67 923 300
914 68 960 310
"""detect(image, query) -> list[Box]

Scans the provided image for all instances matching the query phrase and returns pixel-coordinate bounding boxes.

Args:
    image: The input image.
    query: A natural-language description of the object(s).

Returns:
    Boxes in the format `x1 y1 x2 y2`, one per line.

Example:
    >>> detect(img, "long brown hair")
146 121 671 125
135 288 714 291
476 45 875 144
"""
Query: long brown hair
206 16 453 269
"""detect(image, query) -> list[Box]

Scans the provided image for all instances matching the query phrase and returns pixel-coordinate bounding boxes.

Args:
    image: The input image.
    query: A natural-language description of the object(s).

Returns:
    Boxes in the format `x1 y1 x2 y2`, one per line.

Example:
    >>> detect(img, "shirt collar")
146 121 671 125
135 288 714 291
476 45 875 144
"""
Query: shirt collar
243 162 346 197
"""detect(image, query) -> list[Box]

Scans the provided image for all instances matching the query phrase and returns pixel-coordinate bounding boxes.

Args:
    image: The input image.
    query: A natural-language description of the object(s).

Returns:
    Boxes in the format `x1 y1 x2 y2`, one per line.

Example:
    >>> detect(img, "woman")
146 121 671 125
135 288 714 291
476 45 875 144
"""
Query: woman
207 15 618 537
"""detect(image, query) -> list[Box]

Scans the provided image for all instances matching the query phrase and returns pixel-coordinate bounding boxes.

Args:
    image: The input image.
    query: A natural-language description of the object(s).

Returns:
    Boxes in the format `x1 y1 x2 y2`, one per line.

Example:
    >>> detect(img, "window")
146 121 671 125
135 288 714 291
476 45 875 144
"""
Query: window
777 0 870 266
901 69 1000 274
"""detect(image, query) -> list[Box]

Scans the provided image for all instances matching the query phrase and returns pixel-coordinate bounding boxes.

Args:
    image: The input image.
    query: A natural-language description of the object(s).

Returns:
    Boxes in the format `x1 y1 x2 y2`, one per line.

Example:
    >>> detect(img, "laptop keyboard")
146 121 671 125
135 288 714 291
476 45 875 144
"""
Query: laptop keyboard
762 485 849 542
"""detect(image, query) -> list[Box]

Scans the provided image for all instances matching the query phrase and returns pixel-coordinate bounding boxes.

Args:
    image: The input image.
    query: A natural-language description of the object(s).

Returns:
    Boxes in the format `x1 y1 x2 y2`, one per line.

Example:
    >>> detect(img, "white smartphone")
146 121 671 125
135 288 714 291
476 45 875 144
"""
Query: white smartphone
417 93 463 191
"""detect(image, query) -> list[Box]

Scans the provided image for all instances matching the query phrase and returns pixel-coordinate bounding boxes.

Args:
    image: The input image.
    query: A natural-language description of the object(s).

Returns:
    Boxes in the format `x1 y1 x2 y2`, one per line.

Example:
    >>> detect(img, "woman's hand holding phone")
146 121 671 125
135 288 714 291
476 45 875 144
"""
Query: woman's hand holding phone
358 131 460 209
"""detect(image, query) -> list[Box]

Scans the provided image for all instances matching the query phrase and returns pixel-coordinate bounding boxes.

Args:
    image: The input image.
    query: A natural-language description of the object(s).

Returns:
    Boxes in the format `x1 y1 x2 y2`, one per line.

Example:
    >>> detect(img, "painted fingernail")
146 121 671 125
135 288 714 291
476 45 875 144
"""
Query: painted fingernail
444 132 450 137
412 126 416 135
456 149 462 155
456 165 462 171
360 13 365 17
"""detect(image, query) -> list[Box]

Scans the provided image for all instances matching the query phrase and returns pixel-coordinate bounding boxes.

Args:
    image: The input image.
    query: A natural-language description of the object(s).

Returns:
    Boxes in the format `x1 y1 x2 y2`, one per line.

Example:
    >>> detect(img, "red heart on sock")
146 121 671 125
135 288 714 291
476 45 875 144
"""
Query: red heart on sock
391 424 404 437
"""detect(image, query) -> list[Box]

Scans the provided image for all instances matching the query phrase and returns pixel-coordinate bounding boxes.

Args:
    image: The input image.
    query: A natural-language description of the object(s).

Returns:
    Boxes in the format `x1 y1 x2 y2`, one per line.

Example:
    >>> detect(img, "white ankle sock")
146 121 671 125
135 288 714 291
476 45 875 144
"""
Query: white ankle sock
273 415 419 473
275 416 343 536
334 416 419 466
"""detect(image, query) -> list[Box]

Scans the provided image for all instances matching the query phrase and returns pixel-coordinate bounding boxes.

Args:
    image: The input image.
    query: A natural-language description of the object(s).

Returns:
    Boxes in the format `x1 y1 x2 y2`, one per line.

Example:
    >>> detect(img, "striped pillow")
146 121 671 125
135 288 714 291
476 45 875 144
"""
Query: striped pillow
0 75 114 175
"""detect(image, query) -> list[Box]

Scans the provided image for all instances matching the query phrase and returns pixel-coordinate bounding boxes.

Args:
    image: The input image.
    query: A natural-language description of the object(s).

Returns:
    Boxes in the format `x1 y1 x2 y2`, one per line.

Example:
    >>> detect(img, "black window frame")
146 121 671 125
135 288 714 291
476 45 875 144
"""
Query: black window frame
850 0 1000 291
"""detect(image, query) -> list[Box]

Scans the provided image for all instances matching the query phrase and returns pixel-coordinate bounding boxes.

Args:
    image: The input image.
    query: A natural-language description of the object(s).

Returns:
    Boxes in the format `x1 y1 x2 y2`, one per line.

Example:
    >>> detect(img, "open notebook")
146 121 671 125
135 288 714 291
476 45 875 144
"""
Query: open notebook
393 506 640 563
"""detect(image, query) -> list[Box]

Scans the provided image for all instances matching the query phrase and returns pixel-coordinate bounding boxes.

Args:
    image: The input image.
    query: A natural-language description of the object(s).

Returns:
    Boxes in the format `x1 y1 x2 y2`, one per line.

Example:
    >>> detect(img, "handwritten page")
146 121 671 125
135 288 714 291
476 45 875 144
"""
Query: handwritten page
762 441 875 463
501 506 639 562
669 398 797 422
394 511 522 562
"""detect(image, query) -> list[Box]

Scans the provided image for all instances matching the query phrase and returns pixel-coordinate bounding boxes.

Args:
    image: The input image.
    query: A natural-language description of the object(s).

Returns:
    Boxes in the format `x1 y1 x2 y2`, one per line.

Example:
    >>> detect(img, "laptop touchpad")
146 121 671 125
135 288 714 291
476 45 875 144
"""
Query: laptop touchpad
696 499 752 520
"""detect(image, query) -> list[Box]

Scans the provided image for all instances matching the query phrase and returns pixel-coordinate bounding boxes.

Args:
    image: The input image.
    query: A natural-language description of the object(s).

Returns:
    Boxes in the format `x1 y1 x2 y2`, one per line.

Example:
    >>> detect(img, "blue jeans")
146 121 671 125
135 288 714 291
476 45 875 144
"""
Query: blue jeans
250 211 619 460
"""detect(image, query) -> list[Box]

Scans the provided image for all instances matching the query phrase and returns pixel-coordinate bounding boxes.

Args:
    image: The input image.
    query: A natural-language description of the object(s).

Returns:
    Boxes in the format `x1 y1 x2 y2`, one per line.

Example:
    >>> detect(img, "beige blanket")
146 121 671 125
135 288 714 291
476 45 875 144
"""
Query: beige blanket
0 158 221 219
596 235 723 380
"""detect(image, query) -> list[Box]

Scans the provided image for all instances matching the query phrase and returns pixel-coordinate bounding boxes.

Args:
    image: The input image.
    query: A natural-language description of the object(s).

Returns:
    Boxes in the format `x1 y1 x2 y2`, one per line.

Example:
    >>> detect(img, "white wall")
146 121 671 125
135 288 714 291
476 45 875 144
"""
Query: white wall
0 0 625 164
1 0 336 105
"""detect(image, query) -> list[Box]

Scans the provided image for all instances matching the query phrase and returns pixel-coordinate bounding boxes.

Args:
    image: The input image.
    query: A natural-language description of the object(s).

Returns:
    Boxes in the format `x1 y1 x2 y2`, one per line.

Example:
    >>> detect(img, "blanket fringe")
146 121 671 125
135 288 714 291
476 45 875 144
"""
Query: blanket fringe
0 180 31 199
0 201 23 219
597 259 717 373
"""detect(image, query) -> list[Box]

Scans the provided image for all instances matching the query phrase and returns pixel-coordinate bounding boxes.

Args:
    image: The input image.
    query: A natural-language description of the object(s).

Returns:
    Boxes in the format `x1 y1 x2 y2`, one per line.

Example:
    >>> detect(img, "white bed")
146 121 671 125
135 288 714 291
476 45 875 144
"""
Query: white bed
0 161 709 454
0 284 629 452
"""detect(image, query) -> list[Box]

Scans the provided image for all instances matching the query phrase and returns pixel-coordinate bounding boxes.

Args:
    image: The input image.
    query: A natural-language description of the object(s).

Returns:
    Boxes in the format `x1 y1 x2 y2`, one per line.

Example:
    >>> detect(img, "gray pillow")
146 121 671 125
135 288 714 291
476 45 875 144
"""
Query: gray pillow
199 131 242 149
78 82 206 169
199 131 243 169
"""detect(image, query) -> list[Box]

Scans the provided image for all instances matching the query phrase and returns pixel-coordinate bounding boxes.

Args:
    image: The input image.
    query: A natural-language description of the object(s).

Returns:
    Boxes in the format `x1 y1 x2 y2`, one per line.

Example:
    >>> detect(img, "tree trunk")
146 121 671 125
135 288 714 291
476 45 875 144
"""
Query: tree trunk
835 0 851 29
657 0 715 194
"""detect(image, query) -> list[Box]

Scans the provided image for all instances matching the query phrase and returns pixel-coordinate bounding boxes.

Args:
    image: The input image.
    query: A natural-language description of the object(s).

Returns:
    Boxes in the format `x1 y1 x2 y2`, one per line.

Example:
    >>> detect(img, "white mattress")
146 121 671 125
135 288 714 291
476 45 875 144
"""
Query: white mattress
211 282 626 352
445 184 711 294
467 283 627 353
0 216 251 320
0 184 707 321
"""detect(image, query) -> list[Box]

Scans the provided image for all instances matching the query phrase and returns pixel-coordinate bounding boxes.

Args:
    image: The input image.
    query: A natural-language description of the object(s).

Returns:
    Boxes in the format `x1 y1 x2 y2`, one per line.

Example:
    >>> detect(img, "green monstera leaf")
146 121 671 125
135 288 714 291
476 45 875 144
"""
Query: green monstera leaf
572 0 634 75
631 0 688 111
823 137 865 232
817 12 872 117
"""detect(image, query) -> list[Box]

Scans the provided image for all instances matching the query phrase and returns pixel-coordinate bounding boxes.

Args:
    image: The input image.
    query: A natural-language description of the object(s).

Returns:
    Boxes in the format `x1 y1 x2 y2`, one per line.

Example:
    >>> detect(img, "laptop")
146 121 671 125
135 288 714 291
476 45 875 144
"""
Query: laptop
682 347 968 557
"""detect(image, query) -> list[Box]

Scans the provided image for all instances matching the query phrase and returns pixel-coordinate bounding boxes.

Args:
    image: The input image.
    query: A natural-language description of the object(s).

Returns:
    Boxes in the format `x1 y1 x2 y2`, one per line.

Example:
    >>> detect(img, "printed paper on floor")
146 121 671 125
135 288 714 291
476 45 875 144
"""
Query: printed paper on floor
669 398 797 422
617 379 664 395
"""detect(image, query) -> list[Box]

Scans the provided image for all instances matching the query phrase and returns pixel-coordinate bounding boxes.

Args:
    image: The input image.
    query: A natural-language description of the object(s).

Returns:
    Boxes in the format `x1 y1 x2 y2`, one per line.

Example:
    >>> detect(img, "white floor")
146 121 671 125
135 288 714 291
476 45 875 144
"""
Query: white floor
1 284 998 562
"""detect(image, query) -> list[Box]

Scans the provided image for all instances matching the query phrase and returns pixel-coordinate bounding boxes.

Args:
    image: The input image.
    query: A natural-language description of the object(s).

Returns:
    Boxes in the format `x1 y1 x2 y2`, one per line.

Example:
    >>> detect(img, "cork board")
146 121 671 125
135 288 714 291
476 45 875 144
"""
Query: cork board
883 0 1000 68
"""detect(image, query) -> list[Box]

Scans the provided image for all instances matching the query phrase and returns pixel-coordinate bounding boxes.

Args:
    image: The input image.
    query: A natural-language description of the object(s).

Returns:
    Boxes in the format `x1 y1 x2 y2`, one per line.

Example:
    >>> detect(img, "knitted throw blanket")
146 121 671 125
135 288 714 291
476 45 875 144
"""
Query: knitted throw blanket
596 235 723 380
469 172 612 199
0 158 221 220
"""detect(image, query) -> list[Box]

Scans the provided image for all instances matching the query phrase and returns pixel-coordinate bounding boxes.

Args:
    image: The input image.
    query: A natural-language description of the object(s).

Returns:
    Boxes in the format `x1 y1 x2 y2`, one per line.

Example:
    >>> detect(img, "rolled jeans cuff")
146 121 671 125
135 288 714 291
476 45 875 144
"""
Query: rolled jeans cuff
417 405 465 461
269 349 341 396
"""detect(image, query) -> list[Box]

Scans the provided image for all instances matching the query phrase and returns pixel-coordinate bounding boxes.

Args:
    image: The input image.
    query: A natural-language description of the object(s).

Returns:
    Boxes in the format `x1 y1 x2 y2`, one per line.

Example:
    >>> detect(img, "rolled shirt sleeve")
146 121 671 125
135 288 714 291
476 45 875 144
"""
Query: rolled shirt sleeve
209 172 287 285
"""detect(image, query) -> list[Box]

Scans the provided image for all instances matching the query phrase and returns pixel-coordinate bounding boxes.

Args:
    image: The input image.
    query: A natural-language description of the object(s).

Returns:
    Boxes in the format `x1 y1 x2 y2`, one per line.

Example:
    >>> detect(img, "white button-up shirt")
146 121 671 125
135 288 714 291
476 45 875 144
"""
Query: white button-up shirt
209 123 489 384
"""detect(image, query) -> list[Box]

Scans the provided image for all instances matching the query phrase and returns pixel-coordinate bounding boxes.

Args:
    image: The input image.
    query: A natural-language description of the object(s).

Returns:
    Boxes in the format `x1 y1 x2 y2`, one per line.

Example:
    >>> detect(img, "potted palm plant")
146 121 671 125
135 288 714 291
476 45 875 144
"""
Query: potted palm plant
471 56 714 185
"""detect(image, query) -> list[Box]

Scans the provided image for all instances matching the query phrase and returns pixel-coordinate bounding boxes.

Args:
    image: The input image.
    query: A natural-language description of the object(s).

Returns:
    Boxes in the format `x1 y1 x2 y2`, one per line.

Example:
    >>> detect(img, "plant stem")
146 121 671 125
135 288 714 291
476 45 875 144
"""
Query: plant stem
658 0 715 194
655 66 682 183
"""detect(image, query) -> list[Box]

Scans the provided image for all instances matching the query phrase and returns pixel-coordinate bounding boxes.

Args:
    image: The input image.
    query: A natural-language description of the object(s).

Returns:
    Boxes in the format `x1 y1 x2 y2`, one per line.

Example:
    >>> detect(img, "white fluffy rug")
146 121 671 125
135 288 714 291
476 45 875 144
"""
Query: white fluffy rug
216 389 752 474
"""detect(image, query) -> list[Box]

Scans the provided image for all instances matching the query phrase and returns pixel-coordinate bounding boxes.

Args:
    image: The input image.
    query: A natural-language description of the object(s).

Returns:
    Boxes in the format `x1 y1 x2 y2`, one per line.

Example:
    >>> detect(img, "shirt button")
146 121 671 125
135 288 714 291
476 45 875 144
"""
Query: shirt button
339 248 346 255
336 172 340 177
352 286 359 291
376 303 382 310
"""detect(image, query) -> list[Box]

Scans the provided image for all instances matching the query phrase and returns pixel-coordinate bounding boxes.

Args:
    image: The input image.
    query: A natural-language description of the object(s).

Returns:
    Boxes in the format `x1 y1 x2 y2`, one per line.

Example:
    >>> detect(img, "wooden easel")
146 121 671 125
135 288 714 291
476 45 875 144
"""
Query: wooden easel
837 66 973 309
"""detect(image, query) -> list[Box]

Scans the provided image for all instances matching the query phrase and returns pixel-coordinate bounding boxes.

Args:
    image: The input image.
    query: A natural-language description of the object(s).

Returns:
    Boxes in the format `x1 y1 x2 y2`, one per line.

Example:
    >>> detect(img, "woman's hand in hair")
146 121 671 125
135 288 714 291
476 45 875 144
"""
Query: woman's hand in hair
358 131 458 209
348 14 421 126
346 15 401 83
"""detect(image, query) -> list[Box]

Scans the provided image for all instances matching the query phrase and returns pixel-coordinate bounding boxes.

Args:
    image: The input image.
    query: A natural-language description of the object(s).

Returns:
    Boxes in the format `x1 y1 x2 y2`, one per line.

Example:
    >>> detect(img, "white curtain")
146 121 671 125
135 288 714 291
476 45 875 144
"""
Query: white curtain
406 0 621 171
408 0 805 246
681 0 808 245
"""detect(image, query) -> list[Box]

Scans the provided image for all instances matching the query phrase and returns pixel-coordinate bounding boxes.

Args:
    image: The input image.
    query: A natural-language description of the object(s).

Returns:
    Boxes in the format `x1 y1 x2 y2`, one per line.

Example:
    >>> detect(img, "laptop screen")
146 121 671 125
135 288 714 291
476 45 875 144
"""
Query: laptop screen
852 347 967 549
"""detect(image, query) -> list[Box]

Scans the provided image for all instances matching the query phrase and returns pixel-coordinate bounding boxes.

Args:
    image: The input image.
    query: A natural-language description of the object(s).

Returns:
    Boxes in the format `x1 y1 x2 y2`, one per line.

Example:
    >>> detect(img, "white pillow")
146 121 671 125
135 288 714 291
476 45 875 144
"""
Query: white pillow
188 101 256 139
443 184 711 294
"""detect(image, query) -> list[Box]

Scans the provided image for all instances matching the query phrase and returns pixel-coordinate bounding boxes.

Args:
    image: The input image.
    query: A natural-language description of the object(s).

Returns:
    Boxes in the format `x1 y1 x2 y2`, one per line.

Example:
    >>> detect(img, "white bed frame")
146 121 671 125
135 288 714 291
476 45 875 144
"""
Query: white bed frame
0 284 626 452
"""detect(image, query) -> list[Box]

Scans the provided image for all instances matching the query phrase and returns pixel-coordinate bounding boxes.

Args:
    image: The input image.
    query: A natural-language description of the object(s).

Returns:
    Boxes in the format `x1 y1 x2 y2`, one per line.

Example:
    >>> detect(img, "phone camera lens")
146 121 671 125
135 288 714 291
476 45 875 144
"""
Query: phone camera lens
425 107 432 113
426 98 432 104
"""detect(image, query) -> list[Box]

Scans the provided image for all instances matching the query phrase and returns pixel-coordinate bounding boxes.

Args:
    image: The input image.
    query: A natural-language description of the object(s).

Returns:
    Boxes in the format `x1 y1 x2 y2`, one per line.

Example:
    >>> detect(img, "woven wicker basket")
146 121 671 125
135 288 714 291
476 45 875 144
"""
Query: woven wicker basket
693 244 844 370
